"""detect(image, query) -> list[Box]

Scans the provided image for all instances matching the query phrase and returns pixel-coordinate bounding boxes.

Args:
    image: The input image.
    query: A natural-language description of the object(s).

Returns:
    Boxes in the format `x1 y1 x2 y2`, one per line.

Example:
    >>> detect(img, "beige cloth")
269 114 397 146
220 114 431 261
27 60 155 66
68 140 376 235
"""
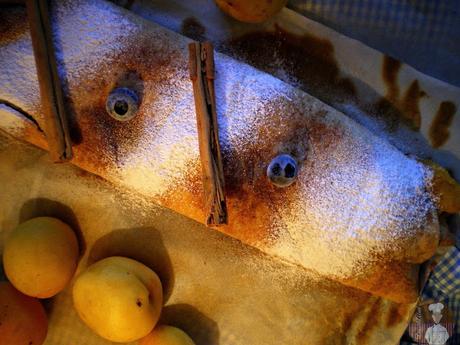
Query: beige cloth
0 132 413 345
2 0 459 343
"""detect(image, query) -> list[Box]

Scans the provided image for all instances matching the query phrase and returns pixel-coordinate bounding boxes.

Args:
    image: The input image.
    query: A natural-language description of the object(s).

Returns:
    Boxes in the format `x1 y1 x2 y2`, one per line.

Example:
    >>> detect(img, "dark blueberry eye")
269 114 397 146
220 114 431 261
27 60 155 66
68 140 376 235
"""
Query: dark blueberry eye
106 87 139 121
271 163 282 176
284 163 296 178
267 154 298 187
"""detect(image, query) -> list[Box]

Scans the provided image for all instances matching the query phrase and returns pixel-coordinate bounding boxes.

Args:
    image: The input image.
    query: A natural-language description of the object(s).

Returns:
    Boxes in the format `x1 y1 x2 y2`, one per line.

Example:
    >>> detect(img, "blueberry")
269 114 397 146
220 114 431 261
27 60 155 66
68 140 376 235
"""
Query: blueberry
267 154 298 187
106 87 139 121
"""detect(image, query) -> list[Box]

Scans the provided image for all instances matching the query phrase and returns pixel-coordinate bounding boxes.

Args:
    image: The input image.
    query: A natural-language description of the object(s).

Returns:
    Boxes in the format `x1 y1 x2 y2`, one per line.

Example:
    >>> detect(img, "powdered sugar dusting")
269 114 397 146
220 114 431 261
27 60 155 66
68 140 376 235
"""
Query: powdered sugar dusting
0 27 41 119
0 0 141 127
211 52 438 279
52 0 141 96
0 0 439 287
269 109 437 278
215 54 293 157
117 84 200 196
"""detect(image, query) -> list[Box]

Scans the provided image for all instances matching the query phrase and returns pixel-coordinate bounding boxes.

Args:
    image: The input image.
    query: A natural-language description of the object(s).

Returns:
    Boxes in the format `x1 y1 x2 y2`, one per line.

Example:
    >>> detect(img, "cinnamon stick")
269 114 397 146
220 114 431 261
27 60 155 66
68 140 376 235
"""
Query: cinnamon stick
26 0 72 162
189 42 228 226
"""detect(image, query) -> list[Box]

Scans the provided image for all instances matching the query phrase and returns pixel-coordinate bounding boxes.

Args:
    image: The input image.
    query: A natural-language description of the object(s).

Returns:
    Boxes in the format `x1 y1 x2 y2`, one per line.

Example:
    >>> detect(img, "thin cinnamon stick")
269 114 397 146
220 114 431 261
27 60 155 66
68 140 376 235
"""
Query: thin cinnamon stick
189 42 228 226
26 0 72 162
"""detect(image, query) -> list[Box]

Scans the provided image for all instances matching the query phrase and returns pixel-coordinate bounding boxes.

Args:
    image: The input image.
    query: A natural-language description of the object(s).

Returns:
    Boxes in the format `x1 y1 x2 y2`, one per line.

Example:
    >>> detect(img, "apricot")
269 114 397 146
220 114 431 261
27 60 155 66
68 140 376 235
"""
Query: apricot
73 256 163 343
0 281 48 345
3 217 79 298
139 325 196 345
214 0 287 23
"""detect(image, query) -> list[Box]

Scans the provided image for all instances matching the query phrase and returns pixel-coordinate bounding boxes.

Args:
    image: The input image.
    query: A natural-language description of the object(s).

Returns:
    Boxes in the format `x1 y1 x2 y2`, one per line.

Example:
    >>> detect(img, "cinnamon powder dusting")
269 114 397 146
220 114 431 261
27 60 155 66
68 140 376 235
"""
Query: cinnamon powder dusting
401 80 426 130
0 0 440 304
222 25 357 105
382 56 401 103
0 5 28 45
356 299 382 343
181 17 206 42
386 304 410 328
429 101 457 148
375 56 426 131
220 28 429 134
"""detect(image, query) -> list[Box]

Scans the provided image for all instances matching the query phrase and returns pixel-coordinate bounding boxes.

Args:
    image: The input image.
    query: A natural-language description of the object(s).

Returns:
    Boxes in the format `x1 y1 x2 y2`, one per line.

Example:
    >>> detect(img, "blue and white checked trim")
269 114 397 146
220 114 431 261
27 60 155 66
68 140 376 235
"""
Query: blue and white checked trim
417 246 460 345
402 247 460 344
425 246 460 298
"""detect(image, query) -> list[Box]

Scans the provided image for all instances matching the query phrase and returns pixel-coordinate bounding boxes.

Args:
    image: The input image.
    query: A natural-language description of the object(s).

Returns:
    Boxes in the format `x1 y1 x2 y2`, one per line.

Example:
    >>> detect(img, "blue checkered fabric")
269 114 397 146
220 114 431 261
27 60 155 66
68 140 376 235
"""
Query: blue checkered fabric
417 246 460 345
424 247 460 298
400 247 460 344
287 0 460 87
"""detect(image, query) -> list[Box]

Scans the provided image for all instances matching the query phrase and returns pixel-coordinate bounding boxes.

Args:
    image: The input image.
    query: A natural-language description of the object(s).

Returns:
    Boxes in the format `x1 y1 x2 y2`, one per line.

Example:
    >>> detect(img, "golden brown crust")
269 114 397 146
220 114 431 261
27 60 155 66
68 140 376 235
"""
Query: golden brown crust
425 160 460 214
344 261 420 304
0 1 439 305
